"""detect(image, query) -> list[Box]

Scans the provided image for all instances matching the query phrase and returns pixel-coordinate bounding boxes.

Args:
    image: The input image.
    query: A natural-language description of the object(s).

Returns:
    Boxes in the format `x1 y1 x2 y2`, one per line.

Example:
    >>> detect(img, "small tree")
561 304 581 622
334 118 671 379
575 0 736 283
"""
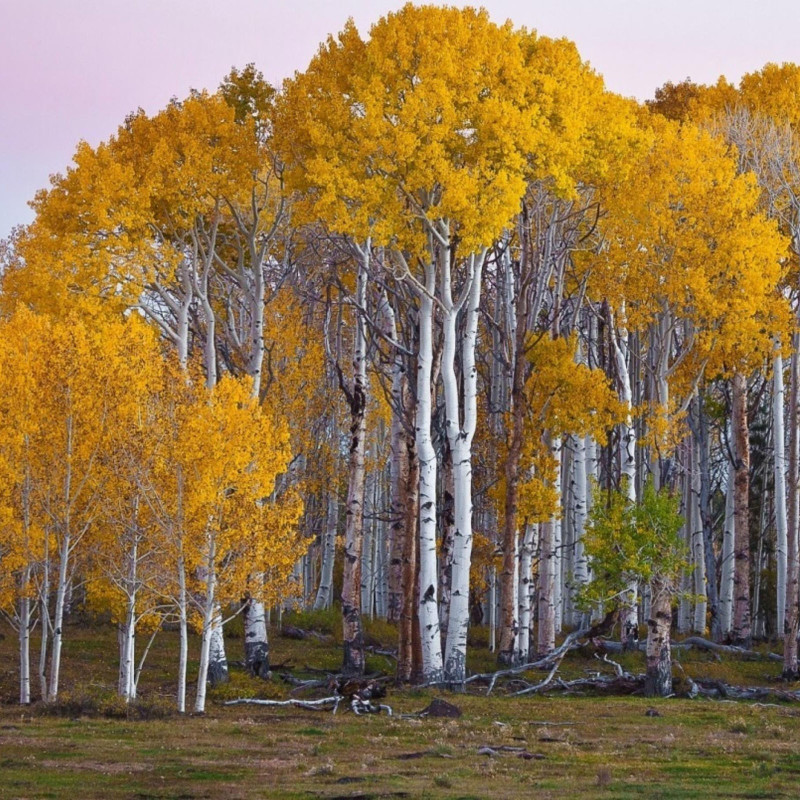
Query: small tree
582 482 686 697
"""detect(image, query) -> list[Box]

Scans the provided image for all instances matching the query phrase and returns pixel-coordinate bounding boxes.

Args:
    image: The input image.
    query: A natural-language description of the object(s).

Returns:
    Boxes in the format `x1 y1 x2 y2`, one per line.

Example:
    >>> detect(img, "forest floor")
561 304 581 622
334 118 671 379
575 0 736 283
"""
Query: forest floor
2 611 800 799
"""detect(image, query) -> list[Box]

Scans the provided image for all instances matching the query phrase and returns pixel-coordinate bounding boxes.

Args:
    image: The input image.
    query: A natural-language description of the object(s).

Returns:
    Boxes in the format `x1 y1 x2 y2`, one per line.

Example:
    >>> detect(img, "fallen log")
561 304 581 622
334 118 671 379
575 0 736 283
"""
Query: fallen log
592 636 781 662
679 637 782 662
280 625 332 641
225 696 341 711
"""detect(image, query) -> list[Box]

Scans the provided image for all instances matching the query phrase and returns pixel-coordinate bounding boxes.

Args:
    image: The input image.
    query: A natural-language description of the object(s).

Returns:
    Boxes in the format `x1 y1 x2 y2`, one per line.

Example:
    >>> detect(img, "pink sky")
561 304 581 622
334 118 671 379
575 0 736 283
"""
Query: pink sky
2 0 799 239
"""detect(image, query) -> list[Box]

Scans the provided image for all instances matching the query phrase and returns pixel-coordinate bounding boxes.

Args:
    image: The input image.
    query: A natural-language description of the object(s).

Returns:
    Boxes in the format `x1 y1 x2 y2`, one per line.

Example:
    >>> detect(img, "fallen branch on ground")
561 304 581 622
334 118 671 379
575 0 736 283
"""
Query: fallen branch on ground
225 696 341 712
468 626 592 695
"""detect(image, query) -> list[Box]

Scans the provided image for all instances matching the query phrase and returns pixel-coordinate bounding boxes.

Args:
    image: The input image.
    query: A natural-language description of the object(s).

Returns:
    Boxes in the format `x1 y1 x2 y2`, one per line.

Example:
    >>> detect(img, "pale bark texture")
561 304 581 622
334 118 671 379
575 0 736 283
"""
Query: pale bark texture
243 597 270 679
773 351 788 637
340 245 369 676
416 260 444 683
784 346 800 677
207 606 229 687
611 312 638 648
313 489 338 611
719 458 736 637
517 524 537 662
691 437 707 633
731 371 752 648
18 590 31 705
537 431 560 657
645 577 673 697
443 251 485 686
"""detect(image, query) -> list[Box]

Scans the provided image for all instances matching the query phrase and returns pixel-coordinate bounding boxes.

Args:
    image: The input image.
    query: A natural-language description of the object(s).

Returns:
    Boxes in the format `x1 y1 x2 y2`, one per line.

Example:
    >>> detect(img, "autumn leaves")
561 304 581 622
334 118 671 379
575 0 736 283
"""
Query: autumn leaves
1 3 799 706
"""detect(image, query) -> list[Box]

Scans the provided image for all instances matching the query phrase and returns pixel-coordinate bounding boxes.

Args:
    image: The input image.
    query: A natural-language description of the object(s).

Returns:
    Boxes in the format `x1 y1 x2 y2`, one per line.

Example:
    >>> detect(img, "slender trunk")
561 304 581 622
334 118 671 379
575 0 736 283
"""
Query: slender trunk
552 439 564 636
443 252 485 687
731 371 752 647
416 262 443 683
202 295 217 389
783 346 800 676
314 489 338 610
774 350 788 637
677 448 692 635
194 536 217 713
537 431 559 656
47 532 70 703
571 434 589 616
118 541 137 701
719 457 736 636
517 523 537 662
691 435 707 633
397 433 419 683
177 555 188 714
19 587 31 705
696 394 720 640
38 538 49 701
247 254 266 398
341 244 369 676
378 290 407 624
118 604 136 701
612 315 638 647
360 474 374 614
498 268 528 665
438 446 455 645
387 412 408 624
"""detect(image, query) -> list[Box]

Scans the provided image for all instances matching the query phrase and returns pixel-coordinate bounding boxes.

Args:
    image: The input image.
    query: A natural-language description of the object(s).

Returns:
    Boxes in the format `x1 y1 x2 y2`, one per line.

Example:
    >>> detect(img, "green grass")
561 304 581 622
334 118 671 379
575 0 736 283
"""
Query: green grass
2 615 800 798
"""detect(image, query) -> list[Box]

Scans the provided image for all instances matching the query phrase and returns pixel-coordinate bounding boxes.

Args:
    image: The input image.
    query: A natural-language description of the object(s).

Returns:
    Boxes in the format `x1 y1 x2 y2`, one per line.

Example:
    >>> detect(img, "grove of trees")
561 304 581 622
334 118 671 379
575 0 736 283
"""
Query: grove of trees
2 4 800 705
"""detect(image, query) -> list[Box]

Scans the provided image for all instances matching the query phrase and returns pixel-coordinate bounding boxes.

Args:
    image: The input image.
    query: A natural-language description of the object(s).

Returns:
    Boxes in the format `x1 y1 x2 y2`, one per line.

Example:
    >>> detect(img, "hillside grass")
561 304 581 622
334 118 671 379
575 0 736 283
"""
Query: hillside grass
1 612 800 799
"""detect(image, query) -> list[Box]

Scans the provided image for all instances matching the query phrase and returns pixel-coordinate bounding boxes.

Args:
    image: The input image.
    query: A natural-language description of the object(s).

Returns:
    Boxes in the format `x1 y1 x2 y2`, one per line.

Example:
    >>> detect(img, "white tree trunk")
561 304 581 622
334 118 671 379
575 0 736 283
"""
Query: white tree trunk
243 598 270 678
416 261 443 683
552 438 564 635
314 490 338 610
517 523 537 662
47 532 71 703
691 437 707 633
612 314 639 646
537 431 560 656
443 251 485 686
719 454 736 636
569 433 589 625
19 589 30 705
38 541 49 702
774 350 788 636
177 555 188 714
207 606 228 686
194 539 217 713
340 243 369 675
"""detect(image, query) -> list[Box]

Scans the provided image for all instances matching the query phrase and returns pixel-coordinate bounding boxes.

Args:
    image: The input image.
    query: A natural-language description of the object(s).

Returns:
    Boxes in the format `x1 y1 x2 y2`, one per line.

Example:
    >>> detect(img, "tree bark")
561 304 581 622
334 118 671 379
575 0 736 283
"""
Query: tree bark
731 371 752 648
720 455 736 637
783 346 800 677
645 576 673 697
313 488 338 610
443 251 485 687
340 245 369 676
416 260 443 683
517 523 537 662
773 350 788 637
537 431 559 657
243 596 270 679
397 432 419 683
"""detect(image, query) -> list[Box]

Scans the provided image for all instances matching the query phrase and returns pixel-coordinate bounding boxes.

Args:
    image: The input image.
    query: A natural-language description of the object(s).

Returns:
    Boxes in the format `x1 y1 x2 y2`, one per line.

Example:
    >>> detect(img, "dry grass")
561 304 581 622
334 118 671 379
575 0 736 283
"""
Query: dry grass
1 614 800 799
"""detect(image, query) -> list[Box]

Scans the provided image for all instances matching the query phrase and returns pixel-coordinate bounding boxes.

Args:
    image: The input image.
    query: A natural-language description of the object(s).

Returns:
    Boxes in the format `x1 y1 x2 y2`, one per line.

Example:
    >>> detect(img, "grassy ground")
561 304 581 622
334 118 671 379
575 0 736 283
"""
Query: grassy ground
1 612 799 799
